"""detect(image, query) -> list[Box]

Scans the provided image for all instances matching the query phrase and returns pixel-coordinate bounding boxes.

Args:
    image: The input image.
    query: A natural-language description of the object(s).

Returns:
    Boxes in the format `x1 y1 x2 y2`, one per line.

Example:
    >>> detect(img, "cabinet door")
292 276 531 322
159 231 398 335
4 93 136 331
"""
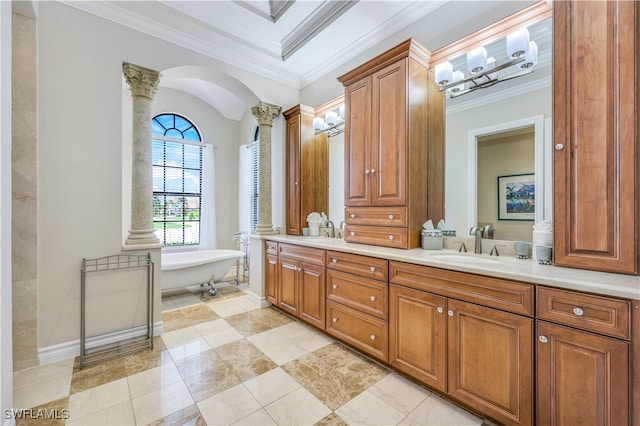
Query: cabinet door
285 113 302 235
344 77 372 206
389 284 447 392
299 262 326 329
537 321 629 426
265 253 278 305
371 60 406 206
447 299 533 426
553 0 638 273
277 258 299 316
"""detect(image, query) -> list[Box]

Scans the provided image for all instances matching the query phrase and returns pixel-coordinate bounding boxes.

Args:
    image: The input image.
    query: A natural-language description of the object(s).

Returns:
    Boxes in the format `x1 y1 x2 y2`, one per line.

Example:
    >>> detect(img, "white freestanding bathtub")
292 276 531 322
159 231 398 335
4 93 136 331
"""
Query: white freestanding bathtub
161 249 243 295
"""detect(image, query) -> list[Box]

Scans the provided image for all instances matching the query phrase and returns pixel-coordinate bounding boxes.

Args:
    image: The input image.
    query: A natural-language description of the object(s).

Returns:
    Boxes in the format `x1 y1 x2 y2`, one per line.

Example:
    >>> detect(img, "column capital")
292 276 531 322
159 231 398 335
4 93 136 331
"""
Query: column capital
123 62 161 99
251 101 282 127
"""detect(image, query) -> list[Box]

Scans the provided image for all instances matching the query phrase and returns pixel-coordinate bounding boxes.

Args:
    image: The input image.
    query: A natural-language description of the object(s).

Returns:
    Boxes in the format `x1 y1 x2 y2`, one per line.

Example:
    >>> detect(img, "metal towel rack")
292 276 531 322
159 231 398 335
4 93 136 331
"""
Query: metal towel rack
80 253 154 369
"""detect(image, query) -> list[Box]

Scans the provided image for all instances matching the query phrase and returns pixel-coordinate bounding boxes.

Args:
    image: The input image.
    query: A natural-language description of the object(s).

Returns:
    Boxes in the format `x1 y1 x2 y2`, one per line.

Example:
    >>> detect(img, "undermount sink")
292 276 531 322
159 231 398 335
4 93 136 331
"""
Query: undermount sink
430 254 501 265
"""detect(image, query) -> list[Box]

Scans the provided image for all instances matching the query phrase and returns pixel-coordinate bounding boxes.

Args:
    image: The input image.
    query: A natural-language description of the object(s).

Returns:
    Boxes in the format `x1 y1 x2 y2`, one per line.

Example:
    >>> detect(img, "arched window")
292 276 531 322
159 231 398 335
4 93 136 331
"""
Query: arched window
152 113 203 246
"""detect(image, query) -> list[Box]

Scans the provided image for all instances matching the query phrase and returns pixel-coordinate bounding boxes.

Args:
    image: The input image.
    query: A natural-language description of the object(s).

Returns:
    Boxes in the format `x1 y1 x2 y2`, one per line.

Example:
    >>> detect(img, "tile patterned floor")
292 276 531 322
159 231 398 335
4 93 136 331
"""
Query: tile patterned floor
12 283 483 425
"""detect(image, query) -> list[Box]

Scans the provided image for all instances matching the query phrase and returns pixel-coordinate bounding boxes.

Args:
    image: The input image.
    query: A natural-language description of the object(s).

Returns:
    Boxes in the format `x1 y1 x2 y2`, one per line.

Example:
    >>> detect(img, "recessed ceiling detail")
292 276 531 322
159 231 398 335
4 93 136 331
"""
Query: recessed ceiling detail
235 0 295 22
281 0 358 60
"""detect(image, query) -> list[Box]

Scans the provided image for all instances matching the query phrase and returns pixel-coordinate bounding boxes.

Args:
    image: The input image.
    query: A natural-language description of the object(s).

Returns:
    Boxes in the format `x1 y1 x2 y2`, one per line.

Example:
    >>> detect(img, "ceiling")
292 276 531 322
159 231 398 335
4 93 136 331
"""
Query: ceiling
61 0 543 90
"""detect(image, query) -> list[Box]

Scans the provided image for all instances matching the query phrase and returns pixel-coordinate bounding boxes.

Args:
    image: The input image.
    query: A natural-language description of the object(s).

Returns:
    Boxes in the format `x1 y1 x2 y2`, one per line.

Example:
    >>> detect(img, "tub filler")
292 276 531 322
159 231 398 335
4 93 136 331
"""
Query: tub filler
161 249 243 295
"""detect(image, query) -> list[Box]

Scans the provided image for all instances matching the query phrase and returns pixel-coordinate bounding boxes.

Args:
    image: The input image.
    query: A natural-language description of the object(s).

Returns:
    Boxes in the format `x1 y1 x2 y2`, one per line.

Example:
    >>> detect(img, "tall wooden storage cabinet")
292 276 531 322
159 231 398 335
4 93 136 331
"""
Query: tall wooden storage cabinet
553 0 639 274
284 105 328 235
338 39 445 249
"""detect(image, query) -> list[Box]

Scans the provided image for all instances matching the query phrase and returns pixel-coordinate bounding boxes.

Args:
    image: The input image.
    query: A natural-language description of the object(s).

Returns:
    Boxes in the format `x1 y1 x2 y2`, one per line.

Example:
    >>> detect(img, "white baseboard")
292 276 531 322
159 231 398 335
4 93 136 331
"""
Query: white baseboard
245 290 271 308
38 322 164 366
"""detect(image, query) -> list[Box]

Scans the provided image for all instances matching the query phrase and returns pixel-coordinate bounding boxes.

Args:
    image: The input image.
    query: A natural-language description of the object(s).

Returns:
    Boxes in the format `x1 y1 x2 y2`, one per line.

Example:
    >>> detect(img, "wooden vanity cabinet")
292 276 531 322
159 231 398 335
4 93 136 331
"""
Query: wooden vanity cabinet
535 286 632 425
389 262 534 426
283 105 328 236
338 39 445 249
553 0 639 274
325 251 389 361
275 243 326 329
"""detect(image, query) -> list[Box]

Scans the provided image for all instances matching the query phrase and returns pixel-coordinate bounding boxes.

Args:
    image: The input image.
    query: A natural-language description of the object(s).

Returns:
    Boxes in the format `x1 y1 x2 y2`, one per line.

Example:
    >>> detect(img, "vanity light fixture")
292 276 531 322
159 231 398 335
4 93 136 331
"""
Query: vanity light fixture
314 106 345 136
434 27 538 98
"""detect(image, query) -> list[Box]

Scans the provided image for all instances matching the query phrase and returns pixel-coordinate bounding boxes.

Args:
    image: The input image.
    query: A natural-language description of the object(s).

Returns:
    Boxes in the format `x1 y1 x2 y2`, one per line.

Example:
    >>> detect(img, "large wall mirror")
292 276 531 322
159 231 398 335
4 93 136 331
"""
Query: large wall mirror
442 14 552 241
315 2 552 241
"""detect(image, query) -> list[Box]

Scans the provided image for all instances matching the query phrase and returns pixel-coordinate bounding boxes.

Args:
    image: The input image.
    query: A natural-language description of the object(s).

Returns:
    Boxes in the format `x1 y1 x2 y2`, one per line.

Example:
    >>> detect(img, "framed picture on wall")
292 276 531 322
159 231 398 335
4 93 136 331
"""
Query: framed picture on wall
497 173 535 220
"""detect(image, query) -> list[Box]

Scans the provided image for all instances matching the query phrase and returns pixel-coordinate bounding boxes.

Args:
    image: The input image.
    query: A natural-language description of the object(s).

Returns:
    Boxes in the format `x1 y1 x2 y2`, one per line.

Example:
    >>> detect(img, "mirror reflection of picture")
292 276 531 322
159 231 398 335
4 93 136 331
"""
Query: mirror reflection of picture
498 173 535 220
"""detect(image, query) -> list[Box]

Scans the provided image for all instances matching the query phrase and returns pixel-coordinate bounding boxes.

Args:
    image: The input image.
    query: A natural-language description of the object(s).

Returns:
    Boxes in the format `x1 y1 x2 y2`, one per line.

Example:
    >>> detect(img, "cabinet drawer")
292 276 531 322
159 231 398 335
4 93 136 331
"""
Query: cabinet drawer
265 240 278 255
537 287 631 339
278 243 325 266
326 250 388 281
327 270 388 320
326 301 388 362
345 207 407 227
345 225 408 249
390 261 534 316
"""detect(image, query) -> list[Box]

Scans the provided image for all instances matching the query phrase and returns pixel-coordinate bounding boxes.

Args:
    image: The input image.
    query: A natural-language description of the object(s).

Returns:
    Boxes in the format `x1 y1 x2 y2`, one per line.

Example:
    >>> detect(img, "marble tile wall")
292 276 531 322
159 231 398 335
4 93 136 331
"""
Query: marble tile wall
12 11 38 371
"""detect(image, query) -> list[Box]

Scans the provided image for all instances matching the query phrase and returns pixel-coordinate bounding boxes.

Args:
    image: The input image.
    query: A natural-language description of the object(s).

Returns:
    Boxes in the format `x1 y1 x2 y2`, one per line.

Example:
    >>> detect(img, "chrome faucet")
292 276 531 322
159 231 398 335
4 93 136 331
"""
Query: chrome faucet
470 227 483 254
324 220 335 238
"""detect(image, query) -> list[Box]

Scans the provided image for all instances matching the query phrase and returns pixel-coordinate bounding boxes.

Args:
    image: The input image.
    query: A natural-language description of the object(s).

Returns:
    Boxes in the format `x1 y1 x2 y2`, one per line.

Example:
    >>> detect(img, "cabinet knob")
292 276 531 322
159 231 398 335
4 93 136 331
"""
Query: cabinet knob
369 266 376 272
573 307 584 316
332 258 337 264
332 284 338 289
297 267 302 272
447 310 454 317
294 181 298 185
370 334 376 340
388 214 394 220
389 235 394 240
332 317 338 323
437 307 444 314
350 213 356 219
350 231 355 237
539 335 549 343
365 169 370 174
370 168 376 174
370 296 376 302
555 143 565 151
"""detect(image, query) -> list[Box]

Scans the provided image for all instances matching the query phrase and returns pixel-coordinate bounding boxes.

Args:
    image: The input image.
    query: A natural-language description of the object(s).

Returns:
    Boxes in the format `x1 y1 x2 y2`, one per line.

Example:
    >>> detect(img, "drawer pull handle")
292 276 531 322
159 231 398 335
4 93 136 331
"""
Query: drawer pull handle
369 266 376 272
389 235 394 240
448 310 454 317
539 335 548 343
370 296 376 302
332 284 338 289
370 334 376 340
437 307 443 314
332 317 338 323
332 258 337 264
350 213 356 219
350 231 355 237
573 307 584 316
389 214 394 220
268 260 276 264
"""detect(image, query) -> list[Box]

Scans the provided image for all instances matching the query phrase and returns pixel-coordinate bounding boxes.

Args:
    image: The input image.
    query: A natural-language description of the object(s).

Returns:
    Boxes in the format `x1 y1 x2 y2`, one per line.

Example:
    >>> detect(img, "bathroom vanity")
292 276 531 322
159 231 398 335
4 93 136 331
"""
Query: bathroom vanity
261 235 638 426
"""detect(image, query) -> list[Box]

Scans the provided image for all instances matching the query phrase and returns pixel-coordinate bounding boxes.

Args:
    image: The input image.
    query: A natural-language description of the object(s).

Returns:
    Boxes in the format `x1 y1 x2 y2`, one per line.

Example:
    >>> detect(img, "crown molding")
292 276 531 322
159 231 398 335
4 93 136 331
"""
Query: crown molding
59 1 303 88
299 0 448 87
282 1 357 60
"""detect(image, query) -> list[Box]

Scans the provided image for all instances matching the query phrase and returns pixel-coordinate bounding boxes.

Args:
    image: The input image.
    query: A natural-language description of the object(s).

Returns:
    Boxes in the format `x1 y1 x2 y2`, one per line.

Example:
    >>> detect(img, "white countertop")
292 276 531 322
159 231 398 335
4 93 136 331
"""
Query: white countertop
260 234 640 300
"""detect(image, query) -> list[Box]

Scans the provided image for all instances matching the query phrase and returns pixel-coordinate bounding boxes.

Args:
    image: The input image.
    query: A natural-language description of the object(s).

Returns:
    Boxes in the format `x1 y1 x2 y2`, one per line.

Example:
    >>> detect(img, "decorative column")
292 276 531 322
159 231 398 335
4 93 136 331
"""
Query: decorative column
123 63 161 246
251 101 282 234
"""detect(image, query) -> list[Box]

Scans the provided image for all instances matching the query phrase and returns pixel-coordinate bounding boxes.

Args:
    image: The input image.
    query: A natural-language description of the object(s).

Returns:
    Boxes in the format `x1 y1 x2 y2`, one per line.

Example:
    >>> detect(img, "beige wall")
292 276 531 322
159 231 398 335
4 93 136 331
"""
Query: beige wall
31 1 298 354
477 131 534 241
